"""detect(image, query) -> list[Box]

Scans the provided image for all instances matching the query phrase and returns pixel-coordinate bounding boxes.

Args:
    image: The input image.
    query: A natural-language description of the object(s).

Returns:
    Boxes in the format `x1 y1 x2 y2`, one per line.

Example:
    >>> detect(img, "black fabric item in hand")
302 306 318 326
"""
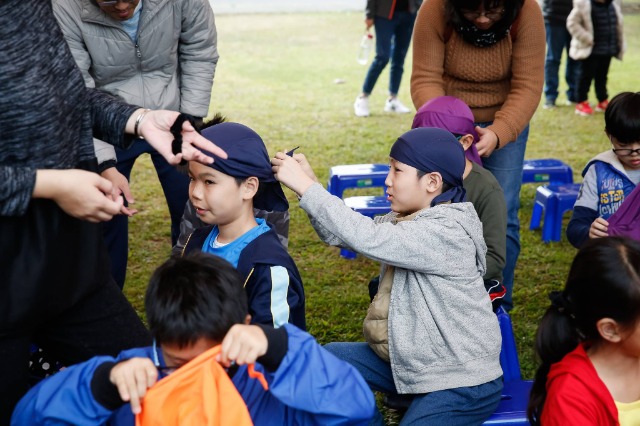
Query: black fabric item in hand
170 113 200 165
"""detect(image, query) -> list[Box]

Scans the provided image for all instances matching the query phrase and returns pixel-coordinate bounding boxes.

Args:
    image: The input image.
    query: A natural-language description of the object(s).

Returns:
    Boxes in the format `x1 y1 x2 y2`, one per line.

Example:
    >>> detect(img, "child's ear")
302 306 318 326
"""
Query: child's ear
459 134 474 152
423 172 443 194
242 177 259 200
596 318 623 343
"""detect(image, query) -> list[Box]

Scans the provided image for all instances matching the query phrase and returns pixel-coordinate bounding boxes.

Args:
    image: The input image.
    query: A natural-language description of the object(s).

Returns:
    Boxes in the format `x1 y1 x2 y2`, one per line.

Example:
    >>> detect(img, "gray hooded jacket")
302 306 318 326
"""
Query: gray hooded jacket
53 0 218 164
300 183 502 393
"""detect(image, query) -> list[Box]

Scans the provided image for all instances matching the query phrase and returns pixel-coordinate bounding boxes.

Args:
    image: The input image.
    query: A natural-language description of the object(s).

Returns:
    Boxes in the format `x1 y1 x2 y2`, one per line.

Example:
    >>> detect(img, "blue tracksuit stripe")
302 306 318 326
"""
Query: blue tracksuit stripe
270 266 290 328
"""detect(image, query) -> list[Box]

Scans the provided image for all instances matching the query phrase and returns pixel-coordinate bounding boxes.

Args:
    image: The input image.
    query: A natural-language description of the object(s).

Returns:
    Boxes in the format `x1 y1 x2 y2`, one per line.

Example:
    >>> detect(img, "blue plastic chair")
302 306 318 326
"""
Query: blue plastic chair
522 159 573 185
327 164 389 199
339 196 392 259
484 307 533 425
529 183 581 243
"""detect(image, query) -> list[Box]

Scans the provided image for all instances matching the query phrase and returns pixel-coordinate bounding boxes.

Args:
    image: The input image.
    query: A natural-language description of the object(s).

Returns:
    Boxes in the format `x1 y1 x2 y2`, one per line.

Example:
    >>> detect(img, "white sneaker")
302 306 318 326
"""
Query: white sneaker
384 98 411 114
354 96 370 117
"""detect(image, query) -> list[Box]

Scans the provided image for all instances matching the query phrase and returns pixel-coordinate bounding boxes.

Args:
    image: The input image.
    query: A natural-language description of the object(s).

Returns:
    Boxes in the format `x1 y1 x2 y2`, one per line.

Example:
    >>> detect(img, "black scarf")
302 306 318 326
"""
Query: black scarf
452 20 511 47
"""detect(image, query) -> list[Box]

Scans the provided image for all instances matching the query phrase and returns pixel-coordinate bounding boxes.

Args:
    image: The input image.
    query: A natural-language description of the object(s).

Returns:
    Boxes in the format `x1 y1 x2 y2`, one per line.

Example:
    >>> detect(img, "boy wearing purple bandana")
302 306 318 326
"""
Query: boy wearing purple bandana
272 127 503 424
181 118 305 331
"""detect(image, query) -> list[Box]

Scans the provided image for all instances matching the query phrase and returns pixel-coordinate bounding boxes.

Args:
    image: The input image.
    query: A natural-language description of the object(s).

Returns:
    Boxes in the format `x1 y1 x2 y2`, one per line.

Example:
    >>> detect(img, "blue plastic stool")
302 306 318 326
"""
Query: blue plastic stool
522 159 573 185
339 196 392 259
482 307 532 425
327 164 389 198
529 183 581 243
484 380 533 425
496 307 521 382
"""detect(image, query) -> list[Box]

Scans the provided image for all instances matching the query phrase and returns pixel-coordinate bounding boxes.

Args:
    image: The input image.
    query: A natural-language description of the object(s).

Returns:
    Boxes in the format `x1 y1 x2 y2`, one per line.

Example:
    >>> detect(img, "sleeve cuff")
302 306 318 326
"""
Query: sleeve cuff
255 324 288 372
91 362 126 411
98 159 117 174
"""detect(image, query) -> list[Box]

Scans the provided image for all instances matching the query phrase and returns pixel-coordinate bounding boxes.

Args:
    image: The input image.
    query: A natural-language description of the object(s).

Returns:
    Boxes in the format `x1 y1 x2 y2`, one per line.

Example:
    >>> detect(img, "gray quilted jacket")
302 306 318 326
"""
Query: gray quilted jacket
53 0 218 163
300 184 502 394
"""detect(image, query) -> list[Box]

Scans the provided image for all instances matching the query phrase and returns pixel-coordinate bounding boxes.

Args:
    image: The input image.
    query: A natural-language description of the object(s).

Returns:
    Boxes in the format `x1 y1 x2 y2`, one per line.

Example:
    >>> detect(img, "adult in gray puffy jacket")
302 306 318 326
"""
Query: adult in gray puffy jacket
53 0 218 288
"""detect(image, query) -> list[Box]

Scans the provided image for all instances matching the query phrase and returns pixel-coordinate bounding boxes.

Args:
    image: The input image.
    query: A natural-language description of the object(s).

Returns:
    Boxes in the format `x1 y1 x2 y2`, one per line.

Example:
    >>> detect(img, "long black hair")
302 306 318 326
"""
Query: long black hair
527 237 640 425
605 92 640 144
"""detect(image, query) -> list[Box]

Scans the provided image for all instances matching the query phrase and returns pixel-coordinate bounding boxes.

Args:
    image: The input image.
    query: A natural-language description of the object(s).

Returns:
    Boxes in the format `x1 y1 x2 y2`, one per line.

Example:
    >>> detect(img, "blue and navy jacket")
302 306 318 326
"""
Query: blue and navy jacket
567 150 637 248
184 224 306 331
11 324 375 426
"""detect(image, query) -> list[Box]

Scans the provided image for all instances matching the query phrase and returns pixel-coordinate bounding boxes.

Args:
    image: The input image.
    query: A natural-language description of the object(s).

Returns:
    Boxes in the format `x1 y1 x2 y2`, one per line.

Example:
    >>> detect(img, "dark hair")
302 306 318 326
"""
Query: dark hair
447 0 524 36
145 252 248 348
198 112 227 131
605 92 640 144
527 237 640 425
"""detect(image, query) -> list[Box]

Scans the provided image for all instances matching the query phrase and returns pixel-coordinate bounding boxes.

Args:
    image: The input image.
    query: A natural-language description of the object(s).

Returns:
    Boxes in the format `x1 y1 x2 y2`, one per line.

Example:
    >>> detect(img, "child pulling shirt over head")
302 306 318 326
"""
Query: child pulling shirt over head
272 127 503 425
528 237 640 426
182 117 306 330
11 252 375 426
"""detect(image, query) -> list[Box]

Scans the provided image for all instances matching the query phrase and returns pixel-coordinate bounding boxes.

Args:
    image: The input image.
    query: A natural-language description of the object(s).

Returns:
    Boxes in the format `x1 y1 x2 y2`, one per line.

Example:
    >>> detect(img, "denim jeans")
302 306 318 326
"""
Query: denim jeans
544 22 579 103
480 124 529 311
362 11 416 96
324 342 503 426
103 139 190 289
577 54 613 103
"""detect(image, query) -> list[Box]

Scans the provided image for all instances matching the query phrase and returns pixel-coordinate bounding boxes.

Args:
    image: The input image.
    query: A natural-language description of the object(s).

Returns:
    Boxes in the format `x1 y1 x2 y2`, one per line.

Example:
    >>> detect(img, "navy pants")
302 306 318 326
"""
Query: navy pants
324 342 502 425
103 139 189 289
362 11 416 96
544 21 579 104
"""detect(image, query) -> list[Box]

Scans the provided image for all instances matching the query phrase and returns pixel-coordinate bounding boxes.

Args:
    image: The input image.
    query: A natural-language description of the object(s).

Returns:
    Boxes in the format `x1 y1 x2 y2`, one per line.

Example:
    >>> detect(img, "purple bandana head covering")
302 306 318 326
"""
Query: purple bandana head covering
198 122 288 212
412 96 482 166
389 127 466 207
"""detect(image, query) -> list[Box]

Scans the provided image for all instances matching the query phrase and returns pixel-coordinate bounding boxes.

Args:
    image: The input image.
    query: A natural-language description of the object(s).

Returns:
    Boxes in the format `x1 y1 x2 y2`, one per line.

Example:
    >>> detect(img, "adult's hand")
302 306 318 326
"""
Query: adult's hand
101 167 138 216
131 109 228 166
33 169 123 223
365 18 374 30
475 126 500 157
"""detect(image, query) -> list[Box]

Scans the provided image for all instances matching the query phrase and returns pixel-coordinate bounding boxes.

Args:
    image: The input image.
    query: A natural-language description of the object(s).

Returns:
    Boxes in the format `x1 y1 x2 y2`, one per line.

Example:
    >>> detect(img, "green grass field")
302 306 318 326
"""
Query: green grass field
124 9 639 397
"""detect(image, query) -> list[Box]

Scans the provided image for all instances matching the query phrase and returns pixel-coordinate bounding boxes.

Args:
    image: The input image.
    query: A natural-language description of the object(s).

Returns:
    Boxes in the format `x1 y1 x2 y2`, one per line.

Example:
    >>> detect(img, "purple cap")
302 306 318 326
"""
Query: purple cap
412 96 482 166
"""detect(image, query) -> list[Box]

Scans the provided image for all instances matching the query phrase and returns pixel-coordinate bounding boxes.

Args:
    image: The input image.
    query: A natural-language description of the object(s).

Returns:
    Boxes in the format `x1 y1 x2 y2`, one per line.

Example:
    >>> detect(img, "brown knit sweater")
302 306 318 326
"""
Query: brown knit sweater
410 0 545 145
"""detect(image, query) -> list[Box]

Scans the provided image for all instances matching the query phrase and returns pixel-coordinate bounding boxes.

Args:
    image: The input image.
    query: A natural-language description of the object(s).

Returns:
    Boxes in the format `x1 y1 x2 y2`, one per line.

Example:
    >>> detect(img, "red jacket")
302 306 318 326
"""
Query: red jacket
542 343 619 425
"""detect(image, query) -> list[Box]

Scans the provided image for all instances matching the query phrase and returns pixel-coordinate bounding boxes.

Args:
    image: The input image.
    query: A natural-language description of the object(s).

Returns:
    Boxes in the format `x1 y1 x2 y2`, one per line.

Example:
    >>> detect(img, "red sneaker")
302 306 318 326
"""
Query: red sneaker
575 101 593 116
595 99 609 112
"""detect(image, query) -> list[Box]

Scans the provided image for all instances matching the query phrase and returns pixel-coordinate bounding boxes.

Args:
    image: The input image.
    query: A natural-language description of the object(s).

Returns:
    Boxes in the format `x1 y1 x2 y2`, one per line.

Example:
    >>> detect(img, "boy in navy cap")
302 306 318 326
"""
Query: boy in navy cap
272 127 503 424
181 116 305 330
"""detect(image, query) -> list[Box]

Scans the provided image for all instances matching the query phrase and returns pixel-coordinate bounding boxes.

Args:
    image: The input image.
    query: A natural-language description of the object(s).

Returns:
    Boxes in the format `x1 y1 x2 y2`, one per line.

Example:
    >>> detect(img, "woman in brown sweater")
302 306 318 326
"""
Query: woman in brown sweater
411 0 545 311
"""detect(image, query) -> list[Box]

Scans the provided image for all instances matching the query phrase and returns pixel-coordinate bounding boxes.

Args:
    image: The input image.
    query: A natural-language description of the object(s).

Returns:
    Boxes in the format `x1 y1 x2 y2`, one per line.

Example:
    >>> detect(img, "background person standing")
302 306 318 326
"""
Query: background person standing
353 0 422 117
53 0 218 288
540 0 580 109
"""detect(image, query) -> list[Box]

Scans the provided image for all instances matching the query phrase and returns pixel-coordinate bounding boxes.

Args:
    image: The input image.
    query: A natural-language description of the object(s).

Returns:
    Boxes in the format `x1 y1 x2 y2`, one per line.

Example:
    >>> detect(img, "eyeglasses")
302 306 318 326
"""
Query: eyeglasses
96 0 135 7
612 147 640 156
462 8 505 21
156 366 179 377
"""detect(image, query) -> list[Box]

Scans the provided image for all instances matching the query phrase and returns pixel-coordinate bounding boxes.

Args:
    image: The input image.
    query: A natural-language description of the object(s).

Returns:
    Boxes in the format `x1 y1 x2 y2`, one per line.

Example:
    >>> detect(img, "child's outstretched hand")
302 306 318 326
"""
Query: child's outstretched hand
292 153 320 184
217 324 268 367
109 357 159 415
589 217 609 239
271 151 316 196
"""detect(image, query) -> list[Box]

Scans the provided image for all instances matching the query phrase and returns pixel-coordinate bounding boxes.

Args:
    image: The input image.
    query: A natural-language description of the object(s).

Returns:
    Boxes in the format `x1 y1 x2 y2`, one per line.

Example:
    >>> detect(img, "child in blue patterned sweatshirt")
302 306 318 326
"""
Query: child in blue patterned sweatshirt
272 127 503 424
567 92 640 247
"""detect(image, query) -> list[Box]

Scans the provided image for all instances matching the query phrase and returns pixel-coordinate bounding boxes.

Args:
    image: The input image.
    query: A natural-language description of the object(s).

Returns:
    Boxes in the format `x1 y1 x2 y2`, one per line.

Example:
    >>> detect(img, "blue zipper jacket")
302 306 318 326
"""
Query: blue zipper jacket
11 324 375 425
184 224 306 331
567 150 638 248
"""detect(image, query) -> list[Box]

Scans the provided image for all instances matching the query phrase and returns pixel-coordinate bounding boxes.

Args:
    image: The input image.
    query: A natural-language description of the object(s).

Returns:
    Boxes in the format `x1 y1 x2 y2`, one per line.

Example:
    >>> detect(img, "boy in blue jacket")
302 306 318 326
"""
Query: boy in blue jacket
180 116 305 330
11 253 375 425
